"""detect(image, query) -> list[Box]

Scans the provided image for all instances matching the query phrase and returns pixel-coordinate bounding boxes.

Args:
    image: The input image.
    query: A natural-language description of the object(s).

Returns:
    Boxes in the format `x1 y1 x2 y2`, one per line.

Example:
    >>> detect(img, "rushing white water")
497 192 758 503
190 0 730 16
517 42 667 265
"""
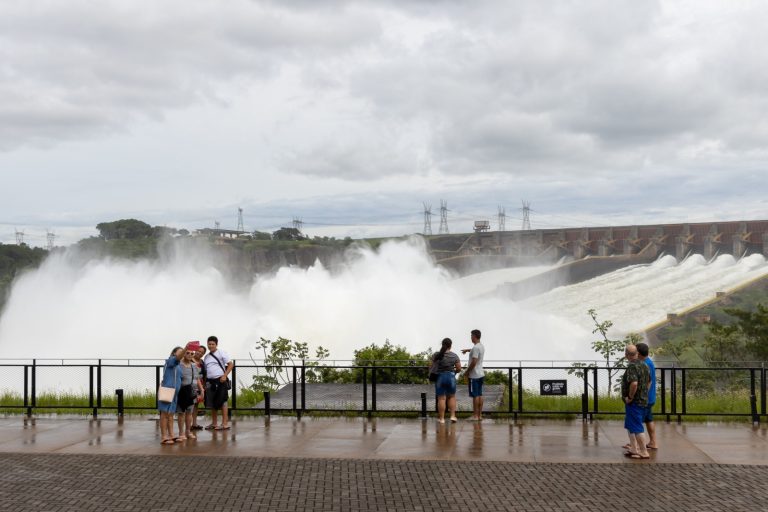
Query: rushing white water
451 265 555 298
522 253 768 334
0 238 589 362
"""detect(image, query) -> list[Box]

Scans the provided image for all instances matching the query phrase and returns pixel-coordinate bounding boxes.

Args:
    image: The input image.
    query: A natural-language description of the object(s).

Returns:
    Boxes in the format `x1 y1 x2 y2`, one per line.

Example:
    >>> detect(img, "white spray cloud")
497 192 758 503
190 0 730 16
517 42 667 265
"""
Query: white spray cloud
0 237 592 362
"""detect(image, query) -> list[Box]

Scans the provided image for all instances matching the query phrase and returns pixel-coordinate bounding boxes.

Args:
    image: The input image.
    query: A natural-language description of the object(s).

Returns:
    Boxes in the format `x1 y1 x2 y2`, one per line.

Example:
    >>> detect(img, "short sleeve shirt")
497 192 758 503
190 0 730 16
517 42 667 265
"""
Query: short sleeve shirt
644 357 656 405
467 343 485 379
433 351 460 373
180 362 200 386
621 360 650 407
204 349 231 379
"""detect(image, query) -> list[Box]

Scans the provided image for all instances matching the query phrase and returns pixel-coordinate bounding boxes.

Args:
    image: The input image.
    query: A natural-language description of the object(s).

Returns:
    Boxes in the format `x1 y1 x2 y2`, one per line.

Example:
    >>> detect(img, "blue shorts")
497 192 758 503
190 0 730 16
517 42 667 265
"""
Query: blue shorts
624 403 645 434
435 372 456 396
468 377 484 397
643 403 654 423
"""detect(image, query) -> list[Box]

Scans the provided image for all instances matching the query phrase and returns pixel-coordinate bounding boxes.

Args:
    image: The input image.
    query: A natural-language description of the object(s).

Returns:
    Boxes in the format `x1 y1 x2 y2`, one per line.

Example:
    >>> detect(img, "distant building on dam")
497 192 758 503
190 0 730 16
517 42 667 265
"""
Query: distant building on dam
449 220 768 262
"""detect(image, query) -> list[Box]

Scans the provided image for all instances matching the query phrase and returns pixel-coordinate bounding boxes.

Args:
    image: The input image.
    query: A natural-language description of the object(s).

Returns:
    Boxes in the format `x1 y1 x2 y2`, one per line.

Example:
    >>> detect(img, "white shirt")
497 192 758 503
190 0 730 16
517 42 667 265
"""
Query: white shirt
467 342 485 379
204 349 231 379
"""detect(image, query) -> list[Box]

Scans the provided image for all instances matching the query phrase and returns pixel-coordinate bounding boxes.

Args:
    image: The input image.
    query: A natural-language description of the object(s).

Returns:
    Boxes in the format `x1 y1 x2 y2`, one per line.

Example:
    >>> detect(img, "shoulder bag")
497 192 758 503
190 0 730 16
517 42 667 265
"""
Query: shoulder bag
209 352 232 390
158 365 178 403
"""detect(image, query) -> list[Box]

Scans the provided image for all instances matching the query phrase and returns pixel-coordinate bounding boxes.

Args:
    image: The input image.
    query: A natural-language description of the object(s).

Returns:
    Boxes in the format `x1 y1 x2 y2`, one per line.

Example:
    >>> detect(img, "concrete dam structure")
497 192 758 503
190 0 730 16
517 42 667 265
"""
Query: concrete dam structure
433 219 768 303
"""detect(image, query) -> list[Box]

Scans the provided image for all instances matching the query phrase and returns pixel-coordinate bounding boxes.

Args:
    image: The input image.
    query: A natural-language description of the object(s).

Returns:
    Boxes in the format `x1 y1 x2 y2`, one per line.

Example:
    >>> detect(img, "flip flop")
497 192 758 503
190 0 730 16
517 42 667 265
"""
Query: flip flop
623 451 638 457
646 445 659 450
174 436 186 442
450 417 458 423
214 425 231 430
204 424 217 430
161 439 175 445
187 433 197 439
622 444 631 450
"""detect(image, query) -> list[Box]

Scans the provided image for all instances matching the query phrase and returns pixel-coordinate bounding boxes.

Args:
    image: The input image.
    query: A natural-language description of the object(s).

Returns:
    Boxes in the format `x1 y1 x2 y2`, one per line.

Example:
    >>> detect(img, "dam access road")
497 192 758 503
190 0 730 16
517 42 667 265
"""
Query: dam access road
0 416 767 511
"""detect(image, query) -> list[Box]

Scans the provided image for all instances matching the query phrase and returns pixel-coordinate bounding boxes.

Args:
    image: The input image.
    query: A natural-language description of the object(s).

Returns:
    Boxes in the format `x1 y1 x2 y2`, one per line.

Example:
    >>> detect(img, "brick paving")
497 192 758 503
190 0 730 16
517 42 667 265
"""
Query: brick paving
0 453 766 511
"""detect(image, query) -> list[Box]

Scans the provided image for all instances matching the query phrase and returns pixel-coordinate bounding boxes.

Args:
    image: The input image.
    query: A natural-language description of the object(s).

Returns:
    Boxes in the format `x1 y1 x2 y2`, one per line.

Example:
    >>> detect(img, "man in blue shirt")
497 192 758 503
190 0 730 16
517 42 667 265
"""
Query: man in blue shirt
637 342 658 450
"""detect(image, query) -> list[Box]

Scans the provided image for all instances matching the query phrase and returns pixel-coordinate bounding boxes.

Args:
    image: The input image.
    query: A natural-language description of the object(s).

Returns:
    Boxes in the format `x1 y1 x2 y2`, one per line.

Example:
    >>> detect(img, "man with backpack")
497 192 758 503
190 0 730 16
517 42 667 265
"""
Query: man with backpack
203 335 233 430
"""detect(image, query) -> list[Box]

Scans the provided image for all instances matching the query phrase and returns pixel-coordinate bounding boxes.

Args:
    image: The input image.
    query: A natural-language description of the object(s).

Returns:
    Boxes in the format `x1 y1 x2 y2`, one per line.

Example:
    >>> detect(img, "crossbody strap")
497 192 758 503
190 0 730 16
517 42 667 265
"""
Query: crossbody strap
209 352 227 375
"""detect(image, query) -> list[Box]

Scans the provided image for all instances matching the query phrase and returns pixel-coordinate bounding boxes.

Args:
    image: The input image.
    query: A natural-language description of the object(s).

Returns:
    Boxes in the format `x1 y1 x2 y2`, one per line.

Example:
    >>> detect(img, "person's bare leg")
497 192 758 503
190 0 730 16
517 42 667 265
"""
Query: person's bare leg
159 412 168 441
185 411 193 437
437 396 446 421
627 432 637 454
166 414 175 440
191 404 198 427
211 409 219 428
646 421 658 448
473 396 484 419
448 395 457 421
636 433 649 457
221 403 229 428
177 413 184 437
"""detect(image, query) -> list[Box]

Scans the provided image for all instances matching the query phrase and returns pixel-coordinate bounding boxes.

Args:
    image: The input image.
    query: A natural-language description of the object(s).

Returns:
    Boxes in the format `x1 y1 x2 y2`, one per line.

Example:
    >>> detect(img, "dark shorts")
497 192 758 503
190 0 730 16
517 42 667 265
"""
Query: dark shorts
624 403 645 434
205 379 229 409
435 372 456 397
643 403 654 423
468 377 484 397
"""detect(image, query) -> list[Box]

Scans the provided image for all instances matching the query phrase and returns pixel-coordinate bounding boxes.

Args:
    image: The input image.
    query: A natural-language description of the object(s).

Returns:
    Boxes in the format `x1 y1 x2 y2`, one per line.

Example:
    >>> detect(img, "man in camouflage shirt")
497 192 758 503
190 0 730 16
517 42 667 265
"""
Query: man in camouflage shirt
621 344 651 459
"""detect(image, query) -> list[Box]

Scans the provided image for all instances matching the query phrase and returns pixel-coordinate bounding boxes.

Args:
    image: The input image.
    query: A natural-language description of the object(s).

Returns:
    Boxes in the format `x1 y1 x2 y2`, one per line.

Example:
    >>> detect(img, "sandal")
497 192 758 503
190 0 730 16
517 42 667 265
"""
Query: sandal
174 436 186 442
204 424 217 430
187 432 197 439
214 425 231 430
161 439 175 445
450 417 458 423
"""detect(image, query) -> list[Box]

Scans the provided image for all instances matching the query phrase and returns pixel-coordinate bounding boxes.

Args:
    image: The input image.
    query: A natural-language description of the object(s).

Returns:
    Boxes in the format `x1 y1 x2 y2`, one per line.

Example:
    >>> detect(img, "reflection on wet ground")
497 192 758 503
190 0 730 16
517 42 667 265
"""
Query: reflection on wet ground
1 415 766 464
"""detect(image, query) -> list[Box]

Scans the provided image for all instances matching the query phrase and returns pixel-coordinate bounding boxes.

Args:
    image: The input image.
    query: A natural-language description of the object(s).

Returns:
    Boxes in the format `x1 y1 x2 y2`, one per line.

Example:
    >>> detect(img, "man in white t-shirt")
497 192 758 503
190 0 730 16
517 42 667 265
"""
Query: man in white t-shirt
461 329 485 421
203 335 234 430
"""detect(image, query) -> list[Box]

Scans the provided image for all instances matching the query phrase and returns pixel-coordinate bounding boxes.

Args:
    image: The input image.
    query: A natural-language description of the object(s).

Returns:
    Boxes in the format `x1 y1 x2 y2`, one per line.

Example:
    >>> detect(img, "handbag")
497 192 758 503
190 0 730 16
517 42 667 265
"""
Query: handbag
209 351 232 389
158 365 178 403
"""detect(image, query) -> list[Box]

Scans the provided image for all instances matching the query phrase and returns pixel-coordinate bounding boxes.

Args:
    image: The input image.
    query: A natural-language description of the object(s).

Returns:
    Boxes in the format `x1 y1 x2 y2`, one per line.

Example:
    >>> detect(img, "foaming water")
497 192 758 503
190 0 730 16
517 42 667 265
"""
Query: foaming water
0 238 591 361
522 253 768 334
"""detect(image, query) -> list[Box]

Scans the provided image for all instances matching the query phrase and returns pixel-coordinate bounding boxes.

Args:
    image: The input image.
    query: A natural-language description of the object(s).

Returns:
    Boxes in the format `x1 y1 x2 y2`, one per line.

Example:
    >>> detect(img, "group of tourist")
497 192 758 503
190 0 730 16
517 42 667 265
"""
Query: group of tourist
158 335 233 445
621 342 658 459
429 329 486 424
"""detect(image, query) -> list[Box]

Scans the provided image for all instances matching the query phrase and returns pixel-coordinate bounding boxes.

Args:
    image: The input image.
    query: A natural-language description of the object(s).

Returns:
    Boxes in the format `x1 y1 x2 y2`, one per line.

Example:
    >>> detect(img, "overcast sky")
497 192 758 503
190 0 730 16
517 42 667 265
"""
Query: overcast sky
2 0 767 246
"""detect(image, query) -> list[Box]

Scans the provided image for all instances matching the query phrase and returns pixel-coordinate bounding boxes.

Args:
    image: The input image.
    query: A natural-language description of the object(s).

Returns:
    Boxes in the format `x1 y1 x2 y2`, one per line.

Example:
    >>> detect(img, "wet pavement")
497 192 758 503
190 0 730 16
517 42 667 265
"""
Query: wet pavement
0 415 767 464
1 416 768 511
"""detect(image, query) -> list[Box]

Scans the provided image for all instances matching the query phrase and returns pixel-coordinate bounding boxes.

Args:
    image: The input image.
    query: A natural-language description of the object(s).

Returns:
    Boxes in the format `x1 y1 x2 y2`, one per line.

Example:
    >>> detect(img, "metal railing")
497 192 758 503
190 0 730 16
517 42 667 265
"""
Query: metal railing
0 360 765 422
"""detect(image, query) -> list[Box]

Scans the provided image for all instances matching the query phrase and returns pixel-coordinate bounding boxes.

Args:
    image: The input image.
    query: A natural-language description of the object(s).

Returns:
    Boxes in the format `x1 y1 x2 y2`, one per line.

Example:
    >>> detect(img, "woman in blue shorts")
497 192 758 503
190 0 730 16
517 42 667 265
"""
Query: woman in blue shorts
158 346 184 445
431 338 462 424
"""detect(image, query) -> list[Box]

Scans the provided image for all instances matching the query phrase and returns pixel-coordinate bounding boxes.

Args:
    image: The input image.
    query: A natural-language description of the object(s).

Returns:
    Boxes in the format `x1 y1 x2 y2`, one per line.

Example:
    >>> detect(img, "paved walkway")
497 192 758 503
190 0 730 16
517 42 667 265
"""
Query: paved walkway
1 416 768 511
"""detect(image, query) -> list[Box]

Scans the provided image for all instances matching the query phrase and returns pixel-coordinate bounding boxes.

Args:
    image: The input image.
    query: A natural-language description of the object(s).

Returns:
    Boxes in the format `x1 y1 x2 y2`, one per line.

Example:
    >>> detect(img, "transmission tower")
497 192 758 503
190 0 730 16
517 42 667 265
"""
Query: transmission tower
292 217 303 233
497 206 506 232
236 208 244 232
422 203 433 236
521 200 531 231
46 230 56 251
438 200 449 235
14 229 24 245
214 220 221 231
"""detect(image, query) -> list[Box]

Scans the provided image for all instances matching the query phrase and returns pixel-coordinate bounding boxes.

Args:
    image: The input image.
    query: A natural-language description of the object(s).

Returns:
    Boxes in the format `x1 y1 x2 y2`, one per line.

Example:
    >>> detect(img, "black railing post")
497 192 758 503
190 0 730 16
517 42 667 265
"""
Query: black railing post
582 369 589 421
31 359 37 409
761 366 767 417
155 365 161 409
420 392 427 419
593 367 599 414
300 361 306 412
115 389 124 417
371 363 377 412
681 368 686 420
292 366 297 412
507 368 513 413
23 365 29 410
670 368 677 421
750 369 759 424
231 363 237 412
264 391 271 417
516 368 523 419
89 365 96 417
96 359 102 412
660 368 667 420
363 367 368 415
